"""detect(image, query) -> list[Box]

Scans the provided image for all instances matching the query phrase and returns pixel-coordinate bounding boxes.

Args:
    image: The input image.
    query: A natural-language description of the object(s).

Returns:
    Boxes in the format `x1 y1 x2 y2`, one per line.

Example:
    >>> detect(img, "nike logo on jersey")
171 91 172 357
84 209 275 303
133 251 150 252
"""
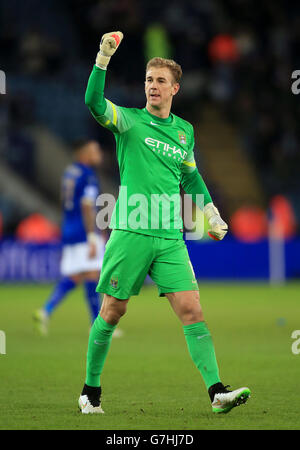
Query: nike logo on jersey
150 121 159 126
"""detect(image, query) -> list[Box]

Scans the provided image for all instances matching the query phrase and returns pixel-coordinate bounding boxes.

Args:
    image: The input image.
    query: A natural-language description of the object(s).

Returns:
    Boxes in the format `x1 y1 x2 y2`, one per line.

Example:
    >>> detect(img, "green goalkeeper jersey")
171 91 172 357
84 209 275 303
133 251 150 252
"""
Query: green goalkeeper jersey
85 65 212 240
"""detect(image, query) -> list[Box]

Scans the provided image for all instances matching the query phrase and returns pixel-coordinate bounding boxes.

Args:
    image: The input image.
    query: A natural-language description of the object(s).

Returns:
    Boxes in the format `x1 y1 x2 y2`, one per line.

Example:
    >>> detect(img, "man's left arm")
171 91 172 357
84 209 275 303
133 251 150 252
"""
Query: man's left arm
180 134 228 241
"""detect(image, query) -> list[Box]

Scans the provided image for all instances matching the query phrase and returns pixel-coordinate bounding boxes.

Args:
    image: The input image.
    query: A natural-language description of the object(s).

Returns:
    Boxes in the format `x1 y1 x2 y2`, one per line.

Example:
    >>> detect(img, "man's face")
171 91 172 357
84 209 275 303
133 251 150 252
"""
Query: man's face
145 66 179 110
84 141 103 167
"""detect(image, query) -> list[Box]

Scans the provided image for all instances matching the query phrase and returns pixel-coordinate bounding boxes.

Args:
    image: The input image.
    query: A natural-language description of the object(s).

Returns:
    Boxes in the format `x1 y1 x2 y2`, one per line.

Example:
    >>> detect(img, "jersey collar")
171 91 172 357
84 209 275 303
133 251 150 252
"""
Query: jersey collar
143 107 174 125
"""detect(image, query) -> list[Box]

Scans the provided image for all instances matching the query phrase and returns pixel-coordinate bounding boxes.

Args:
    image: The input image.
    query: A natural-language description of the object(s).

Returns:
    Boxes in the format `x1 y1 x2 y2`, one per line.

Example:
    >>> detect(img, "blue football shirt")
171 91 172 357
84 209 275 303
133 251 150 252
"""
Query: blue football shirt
61 162 100 244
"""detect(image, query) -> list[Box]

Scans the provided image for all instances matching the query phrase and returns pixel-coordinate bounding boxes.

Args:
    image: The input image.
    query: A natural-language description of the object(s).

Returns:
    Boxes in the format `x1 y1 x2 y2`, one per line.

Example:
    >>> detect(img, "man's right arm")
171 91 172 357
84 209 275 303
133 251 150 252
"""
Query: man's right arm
85 65 106 116
85 31 130 134
85 65 119 132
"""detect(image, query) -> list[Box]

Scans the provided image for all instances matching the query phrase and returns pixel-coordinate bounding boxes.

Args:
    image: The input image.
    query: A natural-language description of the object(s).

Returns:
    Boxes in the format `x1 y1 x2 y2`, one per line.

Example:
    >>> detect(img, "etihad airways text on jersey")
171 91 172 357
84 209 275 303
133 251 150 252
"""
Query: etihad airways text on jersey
145 137 188 160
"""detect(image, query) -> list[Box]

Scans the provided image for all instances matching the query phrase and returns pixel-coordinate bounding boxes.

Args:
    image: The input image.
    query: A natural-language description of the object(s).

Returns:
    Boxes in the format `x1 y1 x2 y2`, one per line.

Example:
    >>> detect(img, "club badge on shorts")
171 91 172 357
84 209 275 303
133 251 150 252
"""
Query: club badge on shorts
110 276 118 289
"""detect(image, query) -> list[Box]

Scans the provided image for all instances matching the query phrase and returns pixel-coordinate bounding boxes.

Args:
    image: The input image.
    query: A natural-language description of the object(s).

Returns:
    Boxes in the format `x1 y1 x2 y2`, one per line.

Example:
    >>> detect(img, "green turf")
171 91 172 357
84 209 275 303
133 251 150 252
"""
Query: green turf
0 282 300 430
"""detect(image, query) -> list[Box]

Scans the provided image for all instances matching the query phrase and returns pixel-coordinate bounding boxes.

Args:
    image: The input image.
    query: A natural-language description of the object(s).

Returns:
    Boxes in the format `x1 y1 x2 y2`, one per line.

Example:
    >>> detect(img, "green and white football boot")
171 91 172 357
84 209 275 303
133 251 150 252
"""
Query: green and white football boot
209 383 251 414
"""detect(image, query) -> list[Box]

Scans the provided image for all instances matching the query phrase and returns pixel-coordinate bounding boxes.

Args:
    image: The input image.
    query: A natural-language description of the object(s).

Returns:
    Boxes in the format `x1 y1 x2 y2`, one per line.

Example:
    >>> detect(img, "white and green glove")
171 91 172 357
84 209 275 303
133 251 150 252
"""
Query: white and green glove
204 202 228 241
96 31 124 69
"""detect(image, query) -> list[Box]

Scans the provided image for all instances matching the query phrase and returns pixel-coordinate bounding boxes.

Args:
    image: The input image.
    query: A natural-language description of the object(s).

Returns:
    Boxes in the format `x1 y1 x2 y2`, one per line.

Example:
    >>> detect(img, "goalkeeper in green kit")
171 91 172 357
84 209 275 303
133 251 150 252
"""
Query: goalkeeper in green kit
78 31 251 414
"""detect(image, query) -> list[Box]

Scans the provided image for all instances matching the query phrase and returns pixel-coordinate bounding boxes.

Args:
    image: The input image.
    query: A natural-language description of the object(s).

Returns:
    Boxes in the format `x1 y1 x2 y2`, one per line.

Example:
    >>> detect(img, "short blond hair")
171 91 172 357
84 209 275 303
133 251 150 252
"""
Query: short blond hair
146 57 182 84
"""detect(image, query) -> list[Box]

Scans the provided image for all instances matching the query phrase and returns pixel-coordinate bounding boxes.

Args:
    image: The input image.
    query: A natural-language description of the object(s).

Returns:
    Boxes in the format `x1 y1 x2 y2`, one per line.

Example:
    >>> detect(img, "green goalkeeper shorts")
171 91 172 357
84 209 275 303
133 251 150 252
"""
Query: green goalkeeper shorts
96 230 198 299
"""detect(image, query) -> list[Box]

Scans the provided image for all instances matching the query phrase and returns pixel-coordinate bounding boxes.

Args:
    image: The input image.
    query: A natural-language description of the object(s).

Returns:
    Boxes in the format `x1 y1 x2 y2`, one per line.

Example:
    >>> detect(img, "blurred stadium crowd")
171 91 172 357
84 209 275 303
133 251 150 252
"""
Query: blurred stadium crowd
0 0 299 240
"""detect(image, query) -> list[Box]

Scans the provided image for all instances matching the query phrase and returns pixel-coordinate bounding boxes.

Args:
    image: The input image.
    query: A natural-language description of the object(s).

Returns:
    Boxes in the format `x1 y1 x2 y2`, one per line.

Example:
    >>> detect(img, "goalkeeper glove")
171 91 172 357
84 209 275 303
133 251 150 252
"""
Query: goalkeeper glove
203 202 228 241
96 31 123 69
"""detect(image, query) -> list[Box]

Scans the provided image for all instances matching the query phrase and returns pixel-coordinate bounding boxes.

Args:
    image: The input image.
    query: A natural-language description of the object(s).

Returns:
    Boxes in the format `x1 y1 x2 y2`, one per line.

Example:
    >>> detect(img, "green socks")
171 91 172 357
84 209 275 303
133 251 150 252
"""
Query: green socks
85 315 116 387
85 317 220 391
183 321 221 389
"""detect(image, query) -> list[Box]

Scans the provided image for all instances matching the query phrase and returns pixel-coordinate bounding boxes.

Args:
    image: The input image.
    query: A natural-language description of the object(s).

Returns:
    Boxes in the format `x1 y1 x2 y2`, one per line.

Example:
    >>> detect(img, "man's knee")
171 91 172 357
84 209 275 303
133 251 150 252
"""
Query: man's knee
167 291 204 324
83 270 100 282
100 294 128 325
182 298 203 323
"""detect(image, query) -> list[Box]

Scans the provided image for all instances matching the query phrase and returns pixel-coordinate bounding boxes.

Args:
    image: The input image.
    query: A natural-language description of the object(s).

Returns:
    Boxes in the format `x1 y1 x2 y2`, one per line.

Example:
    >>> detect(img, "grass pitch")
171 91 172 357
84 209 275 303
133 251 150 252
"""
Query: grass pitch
0 282 300 430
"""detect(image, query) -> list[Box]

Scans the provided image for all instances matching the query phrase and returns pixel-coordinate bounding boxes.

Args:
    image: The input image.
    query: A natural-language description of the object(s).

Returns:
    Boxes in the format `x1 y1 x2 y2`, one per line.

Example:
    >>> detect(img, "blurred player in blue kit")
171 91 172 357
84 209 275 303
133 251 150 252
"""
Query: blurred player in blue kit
34 139 106 335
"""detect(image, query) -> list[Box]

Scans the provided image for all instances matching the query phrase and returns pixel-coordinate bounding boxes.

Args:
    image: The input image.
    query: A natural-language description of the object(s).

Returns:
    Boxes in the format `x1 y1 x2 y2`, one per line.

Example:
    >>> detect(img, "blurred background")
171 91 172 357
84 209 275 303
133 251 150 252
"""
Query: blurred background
0 0 299 283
